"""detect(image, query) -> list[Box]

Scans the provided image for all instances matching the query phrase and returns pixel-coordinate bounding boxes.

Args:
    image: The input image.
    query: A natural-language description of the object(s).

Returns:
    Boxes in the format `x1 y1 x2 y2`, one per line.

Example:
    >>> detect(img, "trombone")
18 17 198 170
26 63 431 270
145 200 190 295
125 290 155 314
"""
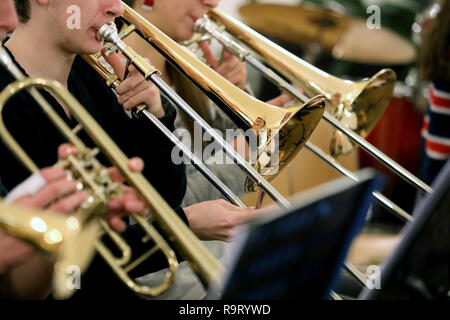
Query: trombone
81 5 369 296
187 9 435 286
98 4 435 292
0 46 223 299
0 200 98 299
113 4 430 221
90 3 326 210
187 10 433 221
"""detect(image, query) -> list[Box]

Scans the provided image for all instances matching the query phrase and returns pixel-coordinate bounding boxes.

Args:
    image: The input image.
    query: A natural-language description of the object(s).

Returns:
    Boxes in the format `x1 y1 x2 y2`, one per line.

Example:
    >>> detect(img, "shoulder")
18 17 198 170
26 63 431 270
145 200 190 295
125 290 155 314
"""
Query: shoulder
0 63 37 121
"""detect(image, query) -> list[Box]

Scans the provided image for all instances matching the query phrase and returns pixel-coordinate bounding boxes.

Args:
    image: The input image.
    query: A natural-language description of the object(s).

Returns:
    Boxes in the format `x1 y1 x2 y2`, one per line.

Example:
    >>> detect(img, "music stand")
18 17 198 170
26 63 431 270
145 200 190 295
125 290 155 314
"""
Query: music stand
208 169 383 300
360 160 450 300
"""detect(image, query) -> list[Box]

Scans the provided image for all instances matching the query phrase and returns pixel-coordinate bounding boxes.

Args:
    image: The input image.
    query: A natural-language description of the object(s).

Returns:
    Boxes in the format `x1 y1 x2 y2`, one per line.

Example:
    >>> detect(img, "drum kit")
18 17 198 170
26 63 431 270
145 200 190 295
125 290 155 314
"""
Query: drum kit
238 2 417 66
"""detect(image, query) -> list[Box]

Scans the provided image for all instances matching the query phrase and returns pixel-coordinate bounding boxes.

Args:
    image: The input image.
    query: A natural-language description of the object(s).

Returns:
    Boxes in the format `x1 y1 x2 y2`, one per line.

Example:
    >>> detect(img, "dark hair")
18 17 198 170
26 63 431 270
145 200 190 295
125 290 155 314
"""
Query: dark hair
420 0 450 81
14 0 31 23
14 0 137 25
13 0 139 25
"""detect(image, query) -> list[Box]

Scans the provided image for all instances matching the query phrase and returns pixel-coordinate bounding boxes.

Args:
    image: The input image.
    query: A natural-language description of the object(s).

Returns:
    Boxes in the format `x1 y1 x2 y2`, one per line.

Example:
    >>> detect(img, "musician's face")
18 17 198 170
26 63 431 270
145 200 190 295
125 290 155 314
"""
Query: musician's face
0 0 18 41
40 0 124 54
147 0 219 41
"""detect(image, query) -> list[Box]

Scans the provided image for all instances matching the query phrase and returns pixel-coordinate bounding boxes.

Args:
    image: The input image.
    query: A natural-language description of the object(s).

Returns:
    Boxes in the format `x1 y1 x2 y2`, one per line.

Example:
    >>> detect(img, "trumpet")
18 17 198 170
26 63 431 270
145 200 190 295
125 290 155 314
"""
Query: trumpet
0 200 98 299
0 46 223 298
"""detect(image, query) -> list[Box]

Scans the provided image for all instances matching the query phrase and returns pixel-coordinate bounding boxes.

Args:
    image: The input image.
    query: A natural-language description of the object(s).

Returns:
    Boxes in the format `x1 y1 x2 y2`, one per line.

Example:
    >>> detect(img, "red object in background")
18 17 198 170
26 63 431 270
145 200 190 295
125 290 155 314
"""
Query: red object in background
359 93 423 178
142 0 154 10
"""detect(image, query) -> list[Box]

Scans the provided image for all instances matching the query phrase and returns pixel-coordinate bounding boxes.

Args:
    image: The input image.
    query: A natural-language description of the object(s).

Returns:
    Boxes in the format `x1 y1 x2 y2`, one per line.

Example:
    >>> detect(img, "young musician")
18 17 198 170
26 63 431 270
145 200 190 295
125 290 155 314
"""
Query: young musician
5 0 259 240
1 0 260 299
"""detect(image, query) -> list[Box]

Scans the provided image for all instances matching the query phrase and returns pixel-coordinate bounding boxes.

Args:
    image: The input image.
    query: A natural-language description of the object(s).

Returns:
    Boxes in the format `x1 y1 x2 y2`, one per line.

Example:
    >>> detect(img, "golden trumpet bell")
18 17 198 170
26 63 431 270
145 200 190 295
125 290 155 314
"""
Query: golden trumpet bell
0 201 99 299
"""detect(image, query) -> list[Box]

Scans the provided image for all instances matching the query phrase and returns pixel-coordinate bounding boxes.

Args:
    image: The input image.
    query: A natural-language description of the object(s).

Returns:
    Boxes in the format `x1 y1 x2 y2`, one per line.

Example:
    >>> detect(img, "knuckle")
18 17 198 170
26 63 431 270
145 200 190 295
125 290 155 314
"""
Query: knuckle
40 167 55 181
53 201 69 213
123 101 132 110
116 85 125 95
48 183 60 195
145 86 155 96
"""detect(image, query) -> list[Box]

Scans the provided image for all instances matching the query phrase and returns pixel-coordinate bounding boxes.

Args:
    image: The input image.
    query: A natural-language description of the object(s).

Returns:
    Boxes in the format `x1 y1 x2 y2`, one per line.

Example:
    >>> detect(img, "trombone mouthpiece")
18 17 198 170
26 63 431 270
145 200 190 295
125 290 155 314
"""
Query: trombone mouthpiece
194 15 212 34
96 22 120 44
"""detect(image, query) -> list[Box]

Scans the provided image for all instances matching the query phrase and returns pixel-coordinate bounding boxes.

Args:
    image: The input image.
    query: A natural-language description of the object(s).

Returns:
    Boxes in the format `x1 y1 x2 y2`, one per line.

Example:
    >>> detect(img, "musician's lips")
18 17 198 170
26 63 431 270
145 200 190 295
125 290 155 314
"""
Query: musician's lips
89 22 112 39
89 26 101 37
189 15 200 23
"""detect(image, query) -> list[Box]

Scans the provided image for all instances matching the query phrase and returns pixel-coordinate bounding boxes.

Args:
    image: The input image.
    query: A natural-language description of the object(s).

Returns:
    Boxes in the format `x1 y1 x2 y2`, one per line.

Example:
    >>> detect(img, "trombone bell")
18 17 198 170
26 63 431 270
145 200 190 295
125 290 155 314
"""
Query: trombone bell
201 10 397 158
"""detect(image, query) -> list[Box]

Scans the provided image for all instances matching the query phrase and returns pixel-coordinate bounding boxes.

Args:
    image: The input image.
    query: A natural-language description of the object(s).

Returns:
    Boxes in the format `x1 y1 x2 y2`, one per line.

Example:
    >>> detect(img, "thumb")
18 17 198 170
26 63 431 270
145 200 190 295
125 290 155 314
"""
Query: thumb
102 51 126 81
223 50 234 61
198 41 219 69
57 143 78 160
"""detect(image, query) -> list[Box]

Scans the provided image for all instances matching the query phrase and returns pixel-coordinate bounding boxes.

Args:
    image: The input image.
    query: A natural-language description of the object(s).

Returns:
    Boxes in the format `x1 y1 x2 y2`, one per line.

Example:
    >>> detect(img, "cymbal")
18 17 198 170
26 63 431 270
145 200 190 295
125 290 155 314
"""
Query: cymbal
239 4 416 65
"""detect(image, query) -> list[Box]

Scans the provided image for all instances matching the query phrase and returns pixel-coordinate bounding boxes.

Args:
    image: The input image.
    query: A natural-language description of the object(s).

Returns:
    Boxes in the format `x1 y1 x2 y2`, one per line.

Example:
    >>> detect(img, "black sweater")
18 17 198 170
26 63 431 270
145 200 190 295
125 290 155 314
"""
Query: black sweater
0 48 186 208
0 45 188 299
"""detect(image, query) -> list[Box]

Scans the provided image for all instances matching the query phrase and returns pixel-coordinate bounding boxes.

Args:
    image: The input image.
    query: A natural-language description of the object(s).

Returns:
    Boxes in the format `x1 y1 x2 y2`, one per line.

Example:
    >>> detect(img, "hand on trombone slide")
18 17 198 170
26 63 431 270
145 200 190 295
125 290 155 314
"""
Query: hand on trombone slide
266 92 297 108
199 42 298 108
199 41 248 91
183 200 277 242
102 51 166 119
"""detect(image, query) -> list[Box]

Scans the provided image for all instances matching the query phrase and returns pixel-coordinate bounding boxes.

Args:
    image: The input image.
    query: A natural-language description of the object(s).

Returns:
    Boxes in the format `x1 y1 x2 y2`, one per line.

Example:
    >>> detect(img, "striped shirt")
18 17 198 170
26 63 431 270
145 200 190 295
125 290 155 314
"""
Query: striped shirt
420 82 450 184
